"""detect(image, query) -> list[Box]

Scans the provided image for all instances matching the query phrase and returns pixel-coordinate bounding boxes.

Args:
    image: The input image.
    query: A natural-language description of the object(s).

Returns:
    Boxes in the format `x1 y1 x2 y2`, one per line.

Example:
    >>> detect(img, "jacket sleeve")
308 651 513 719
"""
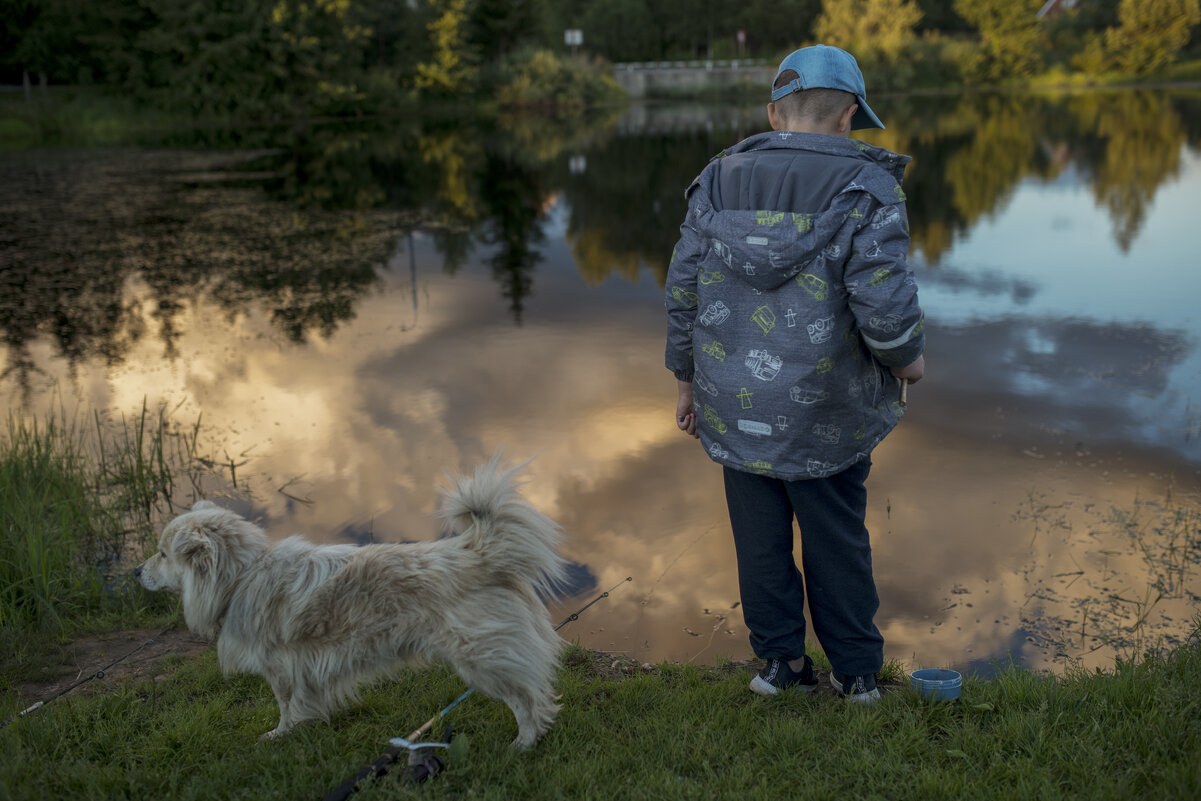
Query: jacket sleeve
845 199 925 367
664 203 706 382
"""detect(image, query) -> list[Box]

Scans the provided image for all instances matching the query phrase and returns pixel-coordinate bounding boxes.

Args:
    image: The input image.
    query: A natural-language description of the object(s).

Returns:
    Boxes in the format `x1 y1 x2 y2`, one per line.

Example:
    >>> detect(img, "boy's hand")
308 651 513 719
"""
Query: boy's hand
890 354 925 384
676 380 698 438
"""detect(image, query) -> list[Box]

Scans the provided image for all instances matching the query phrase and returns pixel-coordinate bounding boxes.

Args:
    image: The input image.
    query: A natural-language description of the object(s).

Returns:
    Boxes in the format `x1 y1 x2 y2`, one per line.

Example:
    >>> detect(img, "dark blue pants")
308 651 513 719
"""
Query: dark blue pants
723 459 884 676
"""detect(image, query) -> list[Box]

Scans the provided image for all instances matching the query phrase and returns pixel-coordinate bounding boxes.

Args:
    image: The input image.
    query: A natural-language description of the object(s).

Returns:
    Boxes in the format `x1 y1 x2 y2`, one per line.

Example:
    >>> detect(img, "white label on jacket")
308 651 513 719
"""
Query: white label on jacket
738 420 772 437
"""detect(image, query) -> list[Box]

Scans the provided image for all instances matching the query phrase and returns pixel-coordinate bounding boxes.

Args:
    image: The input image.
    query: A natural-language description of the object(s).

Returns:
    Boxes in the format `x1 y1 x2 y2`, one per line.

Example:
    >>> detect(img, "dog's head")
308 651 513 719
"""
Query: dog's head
135 500 268 638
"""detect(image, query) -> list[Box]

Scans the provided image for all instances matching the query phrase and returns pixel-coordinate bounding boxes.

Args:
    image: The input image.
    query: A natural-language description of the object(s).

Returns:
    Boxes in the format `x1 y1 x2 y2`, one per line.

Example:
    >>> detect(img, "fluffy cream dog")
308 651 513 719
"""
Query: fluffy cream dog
135 458 566 747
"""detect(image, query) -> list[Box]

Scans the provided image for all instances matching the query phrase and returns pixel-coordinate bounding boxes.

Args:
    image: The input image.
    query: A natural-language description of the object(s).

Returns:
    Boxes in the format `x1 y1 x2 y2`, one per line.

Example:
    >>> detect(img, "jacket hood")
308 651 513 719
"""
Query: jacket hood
686 132 911 293
718 131 910 182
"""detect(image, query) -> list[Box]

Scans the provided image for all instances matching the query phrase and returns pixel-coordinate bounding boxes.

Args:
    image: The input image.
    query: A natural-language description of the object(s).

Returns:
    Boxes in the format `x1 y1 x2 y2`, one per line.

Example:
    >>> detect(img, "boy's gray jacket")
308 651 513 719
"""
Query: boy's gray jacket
664 131 924 480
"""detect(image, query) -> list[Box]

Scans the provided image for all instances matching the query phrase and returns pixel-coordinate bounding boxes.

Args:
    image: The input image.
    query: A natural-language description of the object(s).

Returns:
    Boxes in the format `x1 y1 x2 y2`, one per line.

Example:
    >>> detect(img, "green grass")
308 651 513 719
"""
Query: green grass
0 89 178 148
0 637 1198 800
0 403 209 685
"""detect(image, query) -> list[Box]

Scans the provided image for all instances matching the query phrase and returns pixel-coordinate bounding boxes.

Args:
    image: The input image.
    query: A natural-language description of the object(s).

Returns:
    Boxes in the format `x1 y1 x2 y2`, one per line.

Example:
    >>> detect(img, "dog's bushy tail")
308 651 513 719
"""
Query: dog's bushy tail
438 455 567 598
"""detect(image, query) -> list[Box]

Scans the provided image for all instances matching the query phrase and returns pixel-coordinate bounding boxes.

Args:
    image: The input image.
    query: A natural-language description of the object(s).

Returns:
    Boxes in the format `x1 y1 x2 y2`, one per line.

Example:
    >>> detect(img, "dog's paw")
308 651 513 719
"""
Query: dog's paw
510 735 537 751
259 726 289 742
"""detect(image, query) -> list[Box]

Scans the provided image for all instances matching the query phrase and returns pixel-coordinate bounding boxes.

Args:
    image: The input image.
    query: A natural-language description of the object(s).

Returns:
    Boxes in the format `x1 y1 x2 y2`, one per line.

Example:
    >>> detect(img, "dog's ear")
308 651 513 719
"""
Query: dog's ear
173 526 214 573
191 499 218 512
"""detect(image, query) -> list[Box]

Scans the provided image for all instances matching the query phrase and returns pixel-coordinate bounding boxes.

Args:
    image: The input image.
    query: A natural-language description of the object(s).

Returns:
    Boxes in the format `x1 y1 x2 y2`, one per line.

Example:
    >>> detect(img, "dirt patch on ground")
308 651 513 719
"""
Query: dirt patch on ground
15 628 212 707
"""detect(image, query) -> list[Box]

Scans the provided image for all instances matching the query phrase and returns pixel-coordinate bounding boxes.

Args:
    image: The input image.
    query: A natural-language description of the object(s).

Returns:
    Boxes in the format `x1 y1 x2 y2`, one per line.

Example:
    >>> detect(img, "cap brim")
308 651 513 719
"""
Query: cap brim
852 100 885 130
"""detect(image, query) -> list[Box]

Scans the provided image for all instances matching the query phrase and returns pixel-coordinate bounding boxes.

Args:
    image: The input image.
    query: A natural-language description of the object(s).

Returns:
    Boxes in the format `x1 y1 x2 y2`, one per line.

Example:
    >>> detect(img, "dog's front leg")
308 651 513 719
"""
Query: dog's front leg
260 670 296 741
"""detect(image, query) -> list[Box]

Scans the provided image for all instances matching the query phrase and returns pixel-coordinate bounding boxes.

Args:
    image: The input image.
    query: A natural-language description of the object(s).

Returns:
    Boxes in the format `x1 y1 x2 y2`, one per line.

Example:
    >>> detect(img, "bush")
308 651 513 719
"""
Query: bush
1070 32 1110 76
859 34 971 91
492 48 626 111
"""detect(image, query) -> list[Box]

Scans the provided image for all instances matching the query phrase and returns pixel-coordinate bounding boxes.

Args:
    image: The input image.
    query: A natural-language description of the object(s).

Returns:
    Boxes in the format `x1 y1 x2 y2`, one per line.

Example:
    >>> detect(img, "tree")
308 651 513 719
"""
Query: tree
414 0 479 93
359 0 425 73
913 0 970 33
953 0 1045 80
469 0 538 62
735 0 824 57
268 0 375 110
130 0 377 116
814 0 924 63
579 0 659 62
1104 0 1201 75
134 1 280 114
0 0 150 89
0 0 51 88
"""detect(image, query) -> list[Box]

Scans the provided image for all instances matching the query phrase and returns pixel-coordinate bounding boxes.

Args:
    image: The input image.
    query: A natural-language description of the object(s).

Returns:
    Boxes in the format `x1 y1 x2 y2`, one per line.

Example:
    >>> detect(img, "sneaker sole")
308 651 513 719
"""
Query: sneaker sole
830 675 881 703
749 676 818 696
749 676 778 696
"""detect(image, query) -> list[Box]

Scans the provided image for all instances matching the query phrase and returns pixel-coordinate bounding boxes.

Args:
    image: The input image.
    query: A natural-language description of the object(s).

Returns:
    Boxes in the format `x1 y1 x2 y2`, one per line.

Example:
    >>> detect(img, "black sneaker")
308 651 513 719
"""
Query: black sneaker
750 656 819 696
830 671 882 703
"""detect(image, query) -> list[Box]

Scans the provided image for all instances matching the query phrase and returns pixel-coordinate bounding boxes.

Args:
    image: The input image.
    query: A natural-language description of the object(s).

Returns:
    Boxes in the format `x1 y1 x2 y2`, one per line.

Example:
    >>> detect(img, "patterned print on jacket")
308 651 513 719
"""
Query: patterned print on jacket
664 131 924 480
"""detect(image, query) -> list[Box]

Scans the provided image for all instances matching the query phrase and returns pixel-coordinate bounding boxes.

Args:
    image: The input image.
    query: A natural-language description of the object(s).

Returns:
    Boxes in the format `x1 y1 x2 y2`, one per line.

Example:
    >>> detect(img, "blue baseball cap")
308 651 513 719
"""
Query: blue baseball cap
770 45 885 130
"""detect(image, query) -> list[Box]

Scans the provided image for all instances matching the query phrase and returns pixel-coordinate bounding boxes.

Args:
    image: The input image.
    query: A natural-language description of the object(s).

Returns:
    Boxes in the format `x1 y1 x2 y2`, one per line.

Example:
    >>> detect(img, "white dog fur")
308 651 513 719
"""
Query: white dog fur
135 457 566 747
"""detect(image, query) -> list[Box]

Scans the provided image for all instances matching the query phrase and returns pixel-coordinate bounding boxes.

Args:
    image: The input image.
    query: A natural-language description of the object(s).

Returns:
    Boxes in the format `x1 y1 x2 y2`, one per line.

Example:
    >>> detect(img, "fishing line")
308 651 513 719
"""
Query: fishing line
2 627 171 729
320 576 633 800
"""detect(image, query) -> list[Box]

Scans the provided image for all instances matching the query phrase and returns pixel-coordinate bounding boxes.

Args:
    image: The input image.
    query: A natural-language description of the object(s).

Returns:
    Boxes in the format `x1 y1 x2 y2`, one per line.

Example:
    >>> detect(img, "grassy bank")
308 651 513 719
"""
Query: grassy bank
0 404 206 684
0 89 188 148
0 636 1198 800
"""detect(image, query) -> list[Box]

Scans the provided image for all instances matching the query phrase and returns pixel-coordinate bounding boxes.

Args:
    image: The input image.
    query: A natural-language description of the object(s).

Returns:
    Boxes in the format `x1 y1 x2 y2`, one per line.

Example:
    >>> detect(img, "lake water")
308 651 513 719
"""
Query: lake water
3 89 1200 676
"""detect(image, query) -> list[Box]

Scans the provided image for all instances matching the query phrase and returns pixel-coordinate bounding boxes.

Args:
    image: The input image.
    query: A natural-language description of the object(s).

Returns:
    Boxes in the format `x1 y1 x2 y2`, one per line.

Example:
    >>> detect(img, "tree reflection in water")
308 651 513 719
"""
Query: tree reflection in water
3 89 1196 385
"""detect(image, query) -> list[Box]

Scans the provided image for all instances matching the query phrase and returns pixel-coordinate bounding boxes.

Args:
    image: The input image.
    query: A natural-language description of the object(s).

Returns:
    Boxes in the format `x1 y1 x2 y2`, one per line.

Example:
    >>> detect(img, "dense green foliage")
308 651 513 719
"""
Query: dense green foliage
2 0 1199 119
954 0 1048 80
0 0 622 117
816 0 925 63
1105 0 1201 75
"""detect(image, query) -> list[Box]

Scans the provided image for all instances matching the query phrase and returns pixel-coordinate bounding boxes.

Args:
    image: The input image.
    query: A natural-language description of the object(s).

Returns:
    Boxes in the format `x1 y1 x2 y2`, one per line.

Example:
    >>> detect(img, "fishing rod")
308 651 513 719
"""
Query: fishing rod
553 576 632 633
2 628 170 729
319 576 633 801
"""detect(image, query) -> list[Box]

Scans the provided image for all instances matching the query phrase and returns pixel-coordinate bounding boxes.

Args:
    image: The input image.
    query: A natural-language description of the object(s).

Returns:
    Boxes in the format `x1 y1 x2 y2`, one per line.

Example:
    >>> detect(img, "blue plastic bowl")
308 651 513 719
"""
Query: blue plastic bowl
909 668 962 701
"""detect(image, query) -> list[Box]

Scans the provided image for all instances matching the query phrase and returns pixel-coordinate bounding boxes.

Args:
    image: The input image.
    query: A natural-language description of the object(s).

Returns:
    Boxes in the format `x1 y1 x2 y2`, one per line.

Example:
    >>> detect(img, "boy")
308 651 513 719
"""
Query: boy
663 45 925 702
